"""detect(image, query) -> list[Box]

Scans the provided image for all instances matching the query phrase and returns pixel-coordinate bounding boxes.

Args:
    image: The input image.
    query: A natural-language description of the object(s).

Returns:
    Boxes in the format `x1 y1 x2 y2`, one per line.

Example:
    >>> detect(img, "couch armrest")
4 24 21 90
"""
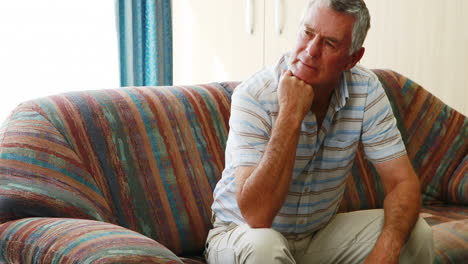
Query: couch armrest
0 103 112 223
0 217 183 263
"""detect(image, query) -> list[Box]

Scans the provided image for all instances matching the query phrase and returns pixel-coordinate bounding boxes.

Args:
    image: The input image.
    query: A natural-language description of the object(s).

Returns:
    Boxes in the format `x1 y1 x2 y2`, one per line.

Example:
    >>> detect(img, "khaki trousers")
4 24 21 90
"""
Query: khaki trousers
205 209 434 264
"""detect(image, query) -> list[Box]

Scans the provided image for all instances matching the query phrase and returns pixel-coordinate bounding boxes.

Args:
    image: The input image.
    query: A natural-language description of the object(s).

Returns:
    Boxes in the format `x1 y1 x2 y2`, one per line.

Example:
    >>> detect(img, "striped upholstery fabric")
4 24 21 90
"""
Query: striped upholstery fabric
447 156 467 204
178 257 205 264
421 205 468 263
0 71 466 263
0 104 113 223
0 217 182 263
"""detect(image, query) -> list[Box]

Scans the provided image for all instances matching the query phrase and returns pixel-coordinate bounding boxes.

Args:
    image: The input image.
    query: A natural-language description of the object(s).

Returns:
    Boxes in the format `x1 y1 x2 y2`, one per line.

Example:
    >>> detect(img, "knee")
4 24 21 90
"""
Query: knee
243 227 285 249
239 227 293 263
400 217 434 263
411 217 434 249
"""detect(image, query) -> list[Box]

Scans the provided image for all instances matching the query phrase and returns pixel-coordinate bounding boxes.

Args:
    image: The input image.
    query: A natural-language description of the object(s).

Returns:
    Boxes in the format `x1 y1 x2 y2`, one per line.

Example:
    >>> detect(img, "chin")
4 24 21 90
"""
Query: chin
293 70 317 85
290 65 318 85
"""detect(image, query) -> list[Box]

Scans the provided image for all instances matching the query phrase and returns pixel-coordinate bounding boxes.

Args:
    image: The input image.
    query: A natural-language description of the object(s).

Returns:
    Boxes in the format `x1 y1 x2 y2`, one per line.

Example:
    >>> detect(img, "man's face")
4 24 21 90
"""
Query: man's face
289 4 358 89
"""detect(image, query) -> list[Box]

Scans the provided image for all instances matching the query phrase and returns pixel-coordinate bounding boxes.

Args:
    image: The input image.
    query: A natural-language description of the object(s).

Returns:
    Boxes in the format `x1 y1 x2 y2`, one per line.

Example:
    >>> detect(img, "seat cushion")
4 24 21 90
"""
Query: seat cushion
0 218 183 263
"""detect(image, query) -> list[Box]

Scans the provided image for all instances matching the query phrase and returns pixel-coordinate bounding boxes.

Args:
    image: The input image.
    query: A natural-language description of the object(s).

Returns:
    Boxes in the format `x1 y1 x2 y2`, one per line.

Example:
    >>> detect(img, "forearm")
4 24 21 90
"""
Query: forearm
383 177 421 240
373 176 421 261
236 69 314 228
237 113 302 227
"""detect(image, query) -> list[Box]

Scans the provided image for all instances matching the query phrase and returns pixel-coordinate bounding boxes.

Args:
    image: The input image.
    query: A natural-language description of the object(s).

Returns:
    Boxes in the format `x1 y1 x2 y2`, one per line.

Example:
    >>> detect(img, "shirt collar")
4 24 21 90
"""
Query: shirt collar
332 72 349 111
274 53 290 84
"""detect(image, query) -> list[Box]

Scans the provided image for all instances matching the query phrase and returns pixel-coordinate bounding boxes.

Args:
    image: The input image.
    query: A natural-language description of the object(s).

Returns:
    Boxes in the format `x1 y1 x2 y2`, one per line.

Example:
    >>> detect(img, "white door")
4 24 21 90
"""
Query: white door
264 0 309 67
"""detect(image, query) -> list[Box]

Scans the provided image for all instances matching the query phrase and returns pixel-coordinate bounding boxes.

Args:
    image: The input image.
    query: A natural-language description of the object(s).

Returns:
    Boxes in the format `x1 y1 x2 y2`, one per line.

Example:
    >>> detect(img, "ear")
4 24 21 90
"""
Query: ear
345 47 365 71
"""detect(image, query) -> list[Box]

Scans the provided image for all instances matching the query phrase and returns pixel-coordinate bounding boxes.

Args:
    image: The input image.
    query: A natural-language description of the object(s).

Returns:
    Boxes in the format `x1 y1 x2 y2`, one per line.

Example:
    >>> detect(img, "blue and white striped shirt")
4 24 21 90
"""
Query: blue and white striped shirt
211 53 406 236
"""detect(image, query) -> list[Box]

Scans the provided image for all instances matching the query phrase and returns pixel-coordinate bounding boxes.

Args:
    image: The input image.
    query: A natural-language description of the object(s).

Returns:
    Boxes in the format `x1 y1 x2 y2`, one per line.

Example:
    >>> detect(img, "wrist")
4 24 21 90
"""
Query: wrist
277 110 304 129
375 229 405 257
380 226 406 246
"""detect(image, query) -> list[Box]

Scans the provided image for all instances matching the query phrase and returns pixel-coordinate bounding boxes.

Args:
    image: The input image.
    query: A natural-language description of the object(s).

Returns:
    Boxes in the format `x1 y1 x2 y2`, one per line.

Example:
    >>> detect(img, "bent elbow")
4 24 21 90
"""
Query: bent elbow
237 191 275 228
244 213 273 228
239 203 274 228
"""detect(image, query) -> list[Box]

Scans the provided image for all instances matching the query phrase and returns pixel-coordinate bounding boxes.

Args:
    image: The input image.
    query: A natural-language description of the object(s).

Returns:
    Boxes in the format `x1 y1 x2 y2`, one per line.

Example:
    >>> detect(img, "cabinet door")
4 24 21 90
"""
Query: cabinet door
362 0 468 115
264 0 309 67
173 0 265 85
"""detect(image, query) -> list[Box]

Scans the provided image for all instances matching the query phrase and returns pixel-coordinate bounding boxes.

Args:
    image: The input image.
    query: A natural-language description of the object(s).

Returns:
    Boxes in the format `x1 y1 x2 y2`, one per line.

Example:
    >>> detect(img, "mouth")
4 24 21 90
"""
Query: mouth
298 59 317 71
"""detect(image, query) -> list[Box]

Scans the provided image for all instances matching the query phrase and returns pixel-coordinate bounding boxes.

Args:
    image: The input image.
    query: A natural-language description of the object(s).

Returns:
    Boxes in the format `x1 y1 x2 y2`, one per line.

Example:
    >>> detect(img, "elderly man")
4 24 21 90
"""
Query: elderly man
206 0 434 263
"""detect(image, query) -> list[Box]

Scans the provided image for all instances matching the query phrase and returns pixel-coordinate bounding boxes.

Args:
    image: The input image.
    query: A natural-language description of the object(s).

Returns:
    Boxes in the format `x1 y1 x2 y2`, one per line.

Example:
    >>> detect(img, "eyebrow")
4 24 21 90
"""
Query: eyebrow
303 24 341 44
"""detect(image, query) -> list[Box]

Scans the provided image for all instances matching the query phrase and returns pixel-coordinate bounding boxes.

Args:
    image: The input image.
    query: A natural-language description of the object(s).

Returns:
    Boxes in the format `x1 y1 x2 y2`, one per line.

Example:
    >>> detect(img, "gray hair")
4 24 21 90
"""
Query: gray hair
304 0 371 55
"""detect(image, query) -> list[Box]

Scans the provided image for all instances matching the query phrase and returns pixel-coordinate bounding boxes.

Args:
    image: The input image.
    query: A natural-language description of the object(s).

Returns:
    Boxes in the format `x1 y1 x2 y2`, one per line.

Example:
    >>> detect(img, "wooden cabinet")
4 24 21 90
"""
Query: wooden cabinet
173 0 309 84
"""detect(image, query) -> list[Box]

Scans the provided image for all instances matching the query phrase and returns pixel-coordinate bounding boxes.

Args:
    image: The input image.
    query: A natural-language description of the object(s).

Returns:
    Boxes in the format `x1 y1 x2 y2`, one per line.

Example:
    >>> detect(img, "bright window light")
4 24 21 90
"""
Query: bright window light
0 0 118 123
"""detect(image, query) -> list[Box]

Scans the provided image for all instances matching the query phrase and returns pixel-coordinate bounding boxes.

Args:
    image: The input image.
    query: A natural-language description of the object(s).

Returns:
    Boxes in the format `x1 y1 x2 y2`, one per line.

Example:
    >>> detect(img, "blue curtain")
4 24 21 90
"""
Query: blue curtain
116 0 172 86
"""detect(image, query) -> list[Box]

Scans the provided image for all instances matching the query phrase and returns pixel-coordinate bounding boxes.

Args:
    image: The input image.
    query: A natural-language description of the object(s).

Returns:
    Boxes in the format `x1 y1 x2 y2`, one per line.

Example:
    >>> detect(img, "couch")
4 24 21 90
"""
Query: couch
0 69 466 263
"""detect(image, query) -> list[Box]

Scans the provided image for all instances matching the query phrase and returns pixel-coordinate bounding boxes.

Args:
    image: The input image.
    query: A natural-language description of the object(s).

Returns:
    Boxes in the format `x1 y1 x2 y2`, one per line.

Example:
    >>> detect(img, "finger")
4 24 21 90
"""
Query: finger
280 70 292 81
281 69 291 77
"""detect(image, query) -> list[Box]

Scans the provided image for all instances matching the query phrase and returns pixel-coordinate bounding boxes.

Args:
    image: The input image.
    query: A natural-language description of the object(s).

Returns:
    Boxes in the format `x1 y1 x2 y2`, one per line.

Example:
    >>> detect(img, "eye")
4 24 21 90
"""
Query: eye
325 40 336 49
304 30 313 37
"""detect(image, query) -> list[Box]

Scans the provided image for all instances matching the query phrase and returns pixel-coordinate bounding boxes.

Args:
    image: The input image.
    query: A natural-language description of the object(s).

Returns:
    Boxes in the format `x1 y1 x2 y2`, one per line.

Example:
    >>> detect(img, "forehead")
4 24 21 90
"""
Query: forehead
302 4 355 41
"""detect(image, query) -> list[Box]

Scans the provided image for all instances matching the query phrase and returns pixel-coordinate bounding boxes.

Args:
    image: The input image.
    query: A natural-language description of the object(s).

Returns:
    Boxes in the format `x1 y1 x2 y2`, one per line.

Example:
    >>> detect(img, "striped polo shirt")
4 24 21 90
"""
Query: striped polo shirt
211 53 406 236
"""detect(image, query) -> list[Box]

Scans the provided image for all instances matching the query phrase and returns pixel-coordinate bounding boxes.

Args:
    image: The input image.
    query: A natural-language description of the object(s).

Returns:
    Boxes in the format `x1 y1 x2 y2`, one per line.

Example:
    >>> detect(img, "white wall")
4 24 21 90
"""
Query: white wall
362 0 468 115
0 0 119 124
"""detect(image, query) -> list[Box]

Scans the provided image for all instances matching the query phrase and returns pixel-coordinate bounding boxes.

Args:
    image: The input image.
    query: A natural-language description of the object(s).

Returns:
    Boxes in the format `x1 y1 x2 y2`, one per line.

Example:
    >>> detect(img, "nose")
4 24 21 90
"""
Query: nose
306 37 321 58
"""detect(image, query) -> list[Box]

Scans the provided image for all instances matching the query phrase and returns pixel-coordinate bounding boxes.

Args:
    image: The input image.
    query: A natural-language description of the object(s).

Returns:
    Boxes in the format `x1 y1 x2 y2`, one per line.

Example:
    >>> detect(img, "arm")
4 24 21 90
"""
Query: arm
236 71 314 228
364 154 421 264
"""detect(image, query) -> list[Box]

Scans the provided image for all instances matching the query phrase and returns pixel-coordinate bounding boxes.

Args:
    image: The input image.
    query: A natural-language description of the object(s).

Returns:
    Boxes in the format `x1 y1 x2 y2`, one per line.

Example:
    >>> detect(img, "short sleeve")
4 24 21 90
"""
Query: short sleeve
226 83 272 168
361 78 407 163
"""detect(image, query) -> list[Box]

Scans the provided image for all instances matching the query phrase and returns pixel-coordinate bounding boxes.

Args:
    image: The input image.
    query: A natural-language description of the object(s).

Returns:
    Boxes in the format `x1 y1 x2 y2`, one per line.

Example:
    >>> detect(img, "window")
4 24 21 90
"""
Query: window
0 0 118 123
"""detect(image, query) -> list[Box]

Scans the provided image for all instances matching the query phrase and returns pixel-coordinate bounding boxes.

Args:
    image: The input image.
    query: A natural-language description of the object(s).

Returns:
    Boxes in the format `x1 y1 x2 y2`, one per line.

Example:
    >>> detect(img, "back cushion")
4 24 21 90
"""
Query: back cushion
26 83 234 255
